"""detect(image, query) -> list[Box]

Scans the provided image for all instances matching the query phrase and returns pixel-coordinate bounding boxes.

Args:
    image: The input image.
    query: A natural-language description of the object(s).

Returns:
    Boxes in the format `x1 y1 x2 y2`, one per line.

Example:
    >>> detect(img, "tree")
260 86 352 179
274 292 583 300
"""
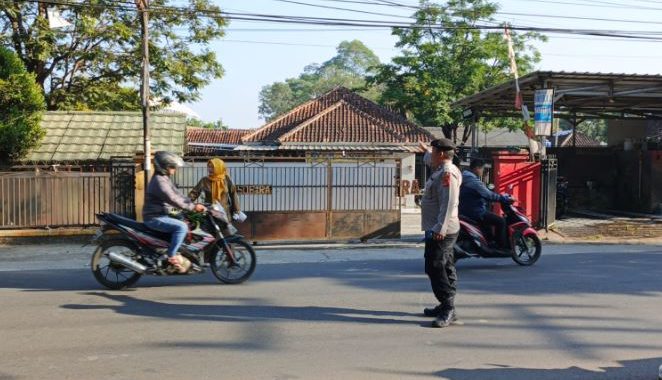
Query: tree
0 1 226 110
559 119 607 143
187 117 228 130
369 0 543 127
0 46 46 162
258 40 381 121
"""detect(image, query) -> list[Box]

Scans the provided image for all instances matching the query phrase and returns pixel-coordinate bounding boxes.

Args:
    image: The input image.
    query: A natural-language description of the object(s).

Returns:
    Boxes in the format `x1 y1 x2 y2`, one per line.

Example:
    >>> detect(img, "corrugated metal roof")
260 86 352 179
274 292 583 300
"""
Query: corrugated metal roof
24 111 186 163
453 71 662 120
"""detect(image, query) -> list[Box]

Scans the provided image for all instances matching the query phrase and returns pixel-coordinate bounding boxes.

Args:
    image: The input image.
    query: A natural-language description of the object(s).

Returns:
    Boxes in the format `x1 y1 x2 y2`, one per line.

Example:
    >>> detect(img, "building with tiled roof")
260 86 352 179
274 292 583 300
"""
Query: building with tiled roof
24 111 186 163
186 128 252 155
238 87 434 153
552 130 603 147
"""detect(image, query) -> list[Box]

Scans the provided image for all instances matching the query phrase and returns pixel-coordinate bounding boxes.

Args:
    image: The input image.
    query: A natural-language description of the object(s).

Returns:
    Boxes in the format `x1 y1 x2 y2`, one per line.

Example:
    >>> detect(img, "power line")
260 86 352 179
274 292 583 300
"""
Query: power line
271 0 414 19
497 11 662 26
15 0 662 41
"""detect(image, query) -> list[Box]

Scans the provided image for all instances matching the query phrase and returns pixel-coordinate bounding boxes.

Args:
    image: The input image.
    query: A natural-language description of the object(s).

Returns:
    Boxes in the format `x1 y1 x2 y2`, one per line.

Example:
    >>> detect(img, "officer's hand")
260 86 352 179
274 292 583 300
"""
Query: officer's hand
433 232 445 241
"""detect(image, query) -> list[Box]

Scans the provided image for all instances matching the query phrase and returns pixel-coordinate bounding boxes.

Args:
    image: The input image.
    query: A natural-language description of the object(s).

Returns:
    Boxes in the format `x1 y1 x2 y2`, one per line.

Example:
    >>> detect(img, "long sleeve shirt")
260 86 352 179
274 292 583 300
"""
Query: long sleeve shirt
421 161 462 235
143 174 195 221
459 170 505 220
188 175 241 216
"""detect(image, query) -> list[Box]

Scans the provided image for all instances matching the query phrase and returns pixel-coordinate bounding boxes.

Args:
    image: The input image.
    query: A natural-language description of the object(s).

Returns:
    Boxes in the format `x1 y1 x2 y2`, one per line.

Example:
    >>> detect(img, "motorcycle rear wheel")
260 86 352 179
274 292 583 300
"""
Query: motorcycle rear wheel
511 234 542 266
91 239 143 290
209 239 256 284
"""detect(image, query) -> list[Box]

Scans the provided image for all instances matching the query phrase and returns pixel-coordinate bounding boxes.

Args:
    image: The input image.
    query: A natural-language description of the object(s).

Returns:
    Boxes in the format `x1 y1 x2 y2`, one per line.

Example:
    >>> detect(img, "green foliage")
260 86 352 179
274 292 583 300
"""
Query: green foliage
0 46 46 162
258 40 381 121
187 117 228 130
369 0 544 128
559 119 607 143
0 0 226 111
55 82 141 111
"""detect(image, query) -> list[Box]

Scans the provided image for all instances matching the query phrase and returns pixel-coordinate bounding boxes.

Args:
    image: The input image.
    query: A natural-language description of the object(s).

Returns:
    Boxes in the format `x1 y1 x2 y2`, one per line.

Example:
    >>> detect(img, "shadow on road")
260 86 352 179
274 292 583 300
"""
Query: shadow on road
438 356 662 380
363 356 662 379
0 248 661 298
62 291 419 326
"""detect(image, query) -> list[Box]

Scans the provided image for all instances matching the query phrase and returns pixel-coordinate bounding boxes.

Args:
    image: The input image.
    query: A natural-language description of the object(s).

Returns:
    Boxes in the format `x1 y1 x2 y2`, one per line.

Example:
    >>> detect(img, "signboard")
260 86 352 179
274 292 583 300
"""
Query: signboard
236 185 273 195
534 89 554 136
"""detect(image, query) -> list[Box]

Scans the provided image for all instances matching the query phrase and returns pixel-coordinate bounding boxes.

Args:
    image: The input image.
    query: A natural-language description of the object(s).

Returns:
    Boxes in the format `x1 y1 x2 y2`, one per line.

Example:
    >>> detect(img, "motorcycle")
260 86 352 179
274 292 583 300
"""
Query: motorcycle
454 195 542 266
90 203 256 290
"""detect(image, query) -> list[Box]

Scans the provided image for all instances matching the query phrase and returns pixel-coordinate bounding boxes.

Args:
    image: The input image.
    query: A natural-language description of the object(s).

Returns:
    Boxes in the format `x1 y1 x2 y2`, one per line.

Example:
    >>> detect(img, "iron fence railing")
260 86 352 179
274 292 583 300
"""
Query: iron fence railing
173 160 400 212
0 172 111 229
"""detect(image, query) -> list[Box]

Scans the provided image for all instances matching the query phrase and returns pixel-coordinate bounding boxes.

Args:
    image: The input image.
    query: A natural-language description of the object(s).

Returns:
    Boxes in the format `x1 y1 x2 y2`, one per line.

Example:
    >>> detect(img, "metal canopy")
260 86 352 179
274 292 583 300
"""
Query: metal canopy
453 71 662 120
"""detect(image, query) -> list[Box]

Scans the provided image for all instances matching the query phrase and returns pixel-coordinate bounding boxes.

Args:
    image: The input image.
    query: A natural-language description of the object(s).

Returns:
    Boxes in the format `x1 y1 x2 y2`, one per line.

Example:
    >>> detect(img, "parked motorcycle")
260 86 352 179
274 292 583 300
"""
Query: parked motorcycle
454 196 542 266
90 204 256 289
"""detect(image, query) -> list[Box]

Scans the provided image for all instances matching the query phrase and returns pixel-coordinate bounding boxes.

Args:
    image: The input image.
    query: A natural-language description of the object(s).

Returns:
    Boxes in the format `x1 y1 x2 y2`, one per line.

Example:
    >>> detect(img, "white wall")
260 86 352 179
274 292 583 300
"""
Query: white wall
400 154 416 208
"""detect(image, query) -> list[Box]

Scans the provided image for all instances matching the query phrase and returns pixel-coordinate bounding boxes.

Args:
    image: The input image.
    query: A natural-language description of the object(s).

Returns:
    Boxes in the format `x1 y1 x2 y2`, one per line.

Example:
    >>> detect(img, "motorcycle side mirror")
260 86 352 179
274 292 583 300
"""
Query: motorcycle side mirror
487 184 495 191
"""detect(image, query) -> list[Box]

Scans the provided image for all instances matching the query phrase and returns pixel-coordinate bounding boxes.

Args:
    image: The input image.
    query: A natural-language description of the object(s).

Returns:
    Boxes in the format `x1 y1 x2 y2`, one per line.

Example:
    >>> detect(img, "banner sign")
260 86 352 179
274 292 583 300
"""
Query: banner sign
534 89 554 136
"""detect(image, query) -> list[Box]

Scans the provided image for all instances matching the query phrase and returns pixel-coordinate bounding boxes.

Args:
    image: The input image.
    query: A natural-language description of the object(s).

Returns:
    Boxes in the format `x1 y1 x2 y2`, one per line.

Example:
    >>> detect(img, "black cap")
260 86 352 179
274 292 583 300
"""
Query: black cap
430 138 455 151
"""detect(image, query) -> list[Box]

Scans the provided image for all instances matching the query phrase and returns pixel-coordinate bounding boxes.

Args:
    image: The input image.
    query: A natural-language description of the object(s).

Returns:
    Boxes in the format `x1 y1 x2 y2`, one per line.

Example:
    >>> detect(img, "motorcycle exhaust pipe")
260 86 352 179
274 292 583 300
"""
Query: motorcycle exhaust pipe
107 251 146 274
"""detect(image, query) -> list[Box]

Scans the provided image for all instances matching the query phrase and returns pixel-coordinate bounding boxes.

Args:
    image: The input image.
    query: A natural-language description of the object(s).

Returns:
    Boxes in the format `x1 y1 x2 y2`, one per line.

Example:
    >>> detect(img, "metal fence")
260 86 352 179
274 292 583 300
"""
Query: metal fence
0 171 111 229
173 160 400 212
0 157 401 240
110 161 137 218
539 157 558 229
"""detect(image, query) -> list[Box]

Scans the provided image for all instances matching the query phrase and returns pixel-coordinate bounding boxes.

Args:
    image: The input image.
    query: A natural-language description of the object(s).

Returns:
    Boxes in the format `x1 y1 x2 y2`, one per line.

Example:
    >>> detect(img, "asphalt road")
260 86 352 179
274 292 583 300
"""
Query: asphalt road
1 243 661 380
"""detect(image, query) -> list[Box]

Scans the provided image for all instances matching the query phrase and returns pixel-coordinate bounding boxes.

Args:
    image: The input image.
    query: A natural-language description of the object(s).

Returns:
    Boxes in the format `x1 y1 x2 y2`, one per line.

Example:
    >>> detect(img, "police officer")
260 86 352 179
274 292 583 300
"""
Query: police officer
421 138 462 328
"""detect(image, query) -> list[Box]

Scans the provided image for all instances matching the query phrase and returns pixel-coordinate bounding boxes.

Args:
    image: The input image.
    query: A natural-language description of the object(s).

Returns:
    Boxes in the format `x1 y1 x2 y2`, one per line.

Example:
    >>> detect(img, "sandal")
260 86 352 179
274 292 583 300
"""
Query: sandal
168 255 188 274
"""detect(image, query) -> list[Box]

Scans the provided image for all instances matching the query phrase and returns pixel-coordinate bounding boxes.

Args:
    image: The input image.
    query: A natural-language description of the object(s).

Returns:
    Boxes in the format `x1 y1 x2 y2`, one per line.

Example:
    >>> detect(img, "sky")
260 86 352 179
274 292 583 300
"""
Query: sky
186 0 662 129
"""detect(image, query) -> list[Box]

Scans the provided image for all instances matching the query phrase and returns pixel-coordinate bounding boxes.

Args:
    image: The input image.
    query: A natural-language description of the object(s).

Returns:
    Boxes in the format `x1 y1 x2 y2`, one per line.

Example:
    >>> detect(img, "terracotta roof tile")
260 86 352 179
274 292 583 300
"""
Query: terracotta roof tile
242 87 434 144
186 128 252 146
557 131 602 147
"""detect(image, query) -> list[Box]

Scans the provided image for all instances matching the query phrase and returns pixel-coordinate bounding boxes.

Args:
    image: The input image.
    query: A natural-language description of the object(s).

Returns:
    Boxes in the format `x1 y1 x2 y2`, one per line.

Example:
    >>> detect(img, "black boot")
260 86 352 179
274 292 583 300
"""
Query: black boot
423 304 443 317
432 307 457 328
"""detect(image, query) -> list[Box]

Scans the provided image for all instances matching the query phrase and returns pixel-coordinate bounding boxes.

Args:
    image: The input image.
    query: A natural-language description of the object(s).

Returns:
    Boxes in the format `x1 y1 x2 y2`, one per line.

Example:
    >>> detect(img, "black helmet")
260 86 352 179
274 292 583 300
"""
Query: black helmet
153 151 184 175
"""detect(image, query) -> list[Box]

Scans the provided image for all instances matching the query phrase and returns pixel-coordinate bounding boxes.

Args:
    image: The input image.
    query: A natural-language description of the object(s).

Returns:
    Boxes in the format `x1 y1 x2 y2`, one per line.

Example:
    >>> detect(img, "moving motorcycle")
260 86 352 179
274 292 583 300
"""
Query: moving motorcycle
454 195 542 266
90 204 256 289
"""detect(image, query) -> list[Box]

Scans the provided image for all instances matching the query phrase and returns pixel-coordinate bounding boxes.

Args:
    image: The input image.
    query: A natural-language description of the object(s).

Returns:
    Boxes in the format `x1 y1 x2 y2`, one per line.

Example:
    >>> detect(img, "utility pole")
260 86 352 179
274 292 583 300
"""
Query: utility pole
137 0 151 197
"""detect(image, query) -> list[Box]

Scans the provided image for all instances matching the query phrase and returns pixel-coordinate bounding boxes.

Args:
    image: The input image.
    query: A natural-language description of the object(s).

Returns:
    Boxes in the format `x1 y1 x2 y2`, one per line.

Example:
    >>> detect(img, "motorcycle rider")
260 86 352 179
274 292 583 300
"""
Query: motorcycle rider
143 151 206 272
459 158 510 250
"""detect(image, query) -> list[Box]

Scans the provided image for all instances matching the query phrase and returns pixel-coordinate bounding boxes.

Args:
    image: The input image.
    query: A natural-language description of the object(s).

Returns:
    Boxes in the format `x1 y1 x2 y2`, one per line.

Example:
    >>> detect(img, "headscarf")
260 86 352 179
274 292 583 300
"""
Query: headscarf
208 158 228 203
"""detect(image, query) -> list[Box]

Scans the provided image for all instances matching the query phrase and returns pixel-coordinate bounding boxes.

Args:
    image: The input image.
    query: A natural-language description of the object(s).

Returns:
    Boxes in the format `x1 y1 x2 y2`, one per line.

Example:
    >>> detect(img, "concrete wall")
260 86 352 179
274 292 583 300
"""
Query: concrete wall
400 154 416 208
607 120 645 147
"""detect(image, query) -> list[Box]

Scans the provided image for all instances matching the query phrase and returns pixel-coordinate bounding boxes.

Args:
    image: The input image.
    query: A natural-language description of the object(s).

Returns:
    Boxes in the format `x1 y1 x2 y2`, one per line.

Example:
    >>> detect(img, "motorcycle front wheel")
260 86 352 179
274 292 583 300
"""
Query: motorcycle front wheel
91 239 143 290
209 239 256 284
511 234 542 266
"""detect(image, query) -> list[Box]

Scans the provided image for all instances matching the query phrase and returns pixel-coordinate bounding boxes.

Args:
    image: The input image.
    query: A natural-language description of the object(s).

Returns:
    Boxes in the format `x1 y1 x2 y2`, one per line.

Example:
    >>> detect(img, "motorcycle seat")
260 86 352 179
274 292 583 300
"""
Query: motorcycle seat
105 213 172 240
459 215 479 225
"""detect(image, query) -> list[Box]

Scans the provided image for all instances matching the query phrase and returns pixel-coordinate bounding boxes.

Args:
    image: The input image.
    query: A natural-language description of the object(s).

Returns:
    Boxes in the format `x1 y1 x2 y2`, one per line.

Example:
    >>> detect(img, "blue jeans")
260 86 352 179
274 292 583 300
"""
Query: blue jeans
144 216 188 257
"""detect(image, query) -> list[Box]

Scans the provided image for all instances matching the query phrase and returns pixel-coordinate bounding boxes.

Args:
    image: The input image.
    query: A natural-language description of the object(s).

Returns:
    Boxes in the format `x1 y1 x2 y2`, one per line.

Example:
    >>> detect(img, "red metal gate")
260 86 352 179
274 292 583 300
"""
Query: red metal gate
491 152 541 226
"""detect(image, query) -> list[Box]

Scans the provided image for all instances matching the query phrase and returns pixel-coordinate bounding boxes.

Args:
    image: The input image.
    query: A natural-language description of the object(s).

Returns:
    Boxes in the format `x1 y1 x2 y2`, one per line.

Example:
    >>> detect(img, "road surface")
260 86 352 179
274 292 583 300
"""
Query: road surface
1 243 661 379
